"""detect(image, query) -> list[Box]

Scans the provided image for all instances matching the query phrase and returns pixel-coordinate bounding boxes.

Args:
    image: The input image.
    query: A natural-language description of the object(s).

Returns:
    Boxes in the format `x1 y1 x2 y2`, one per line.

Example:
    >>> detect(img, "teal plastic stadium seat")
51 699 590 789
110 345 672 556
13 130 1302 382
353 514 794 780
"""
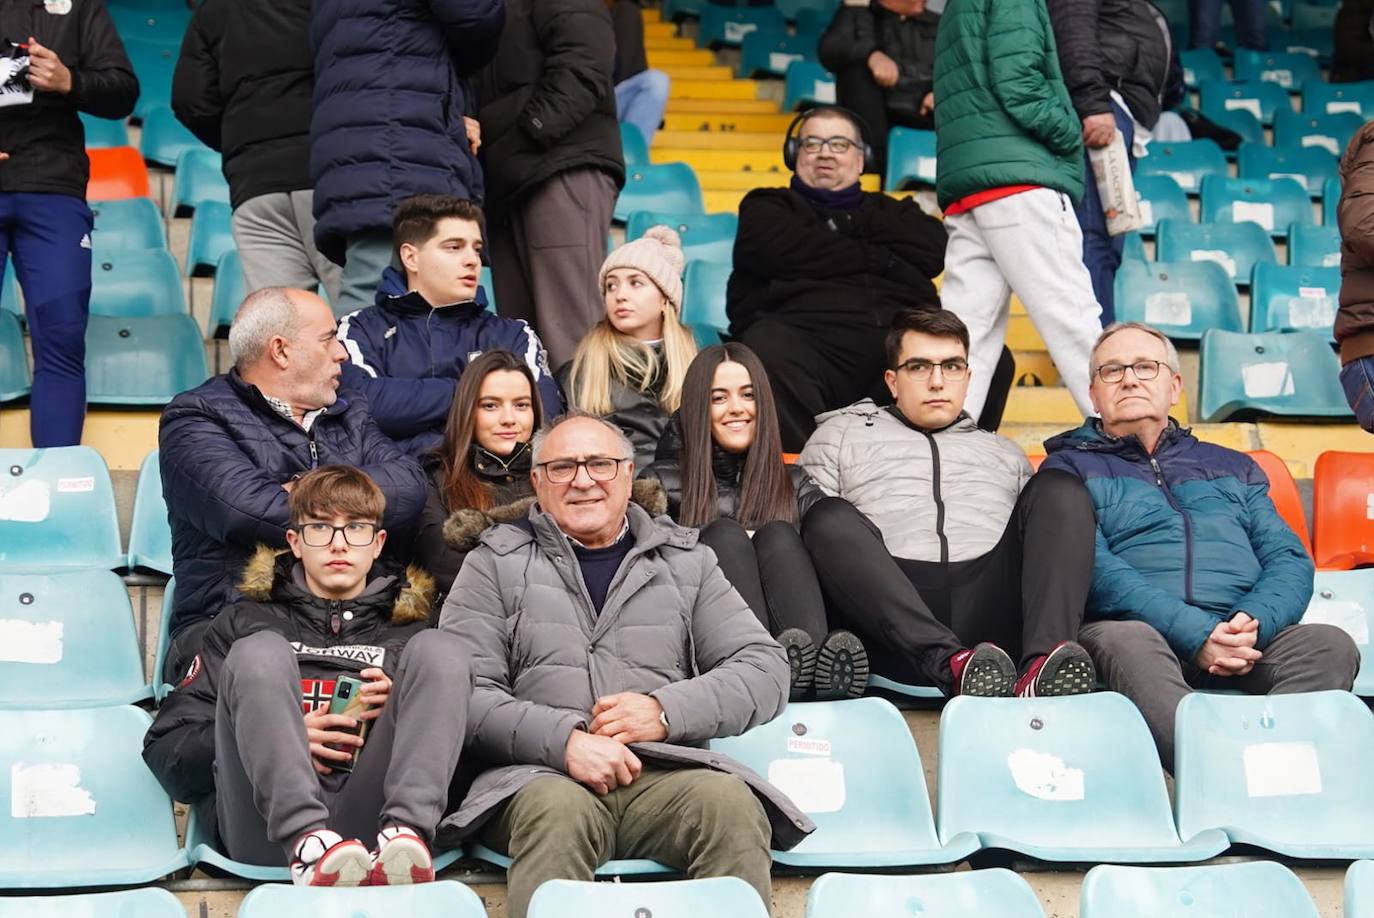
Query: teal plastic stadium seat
865 675 944 699
1279 28 1333 64
85 314 210 406
0 570 150 707
1199 79 1291 126
1196 100 1265 148
935 693 1229 863
1302 570 1374 697
784 60 837 111
1135 140 1227 194
777 0 839 24
128 449 172 574
697 5 785 48
1291 1 1338 29
238 882 489 918
153 579 175 700
89 248 187 317
1199 175 1312 237
467 841 669 878
0 706 187 887
884 127 937 190
1080 863 1320 918
108 4 191 46
1 258 18 317
1179 49 1224 88
1326 177 1340 227
627 211 737 264
621 122 649 167
1274 109 1365 156
124 38 176 119
1133 174 1191 235
90 197 166 253
1233 49 1322 90
1289 223 1341 267
79 113 129 148
614 163 704 223
807 869 1045 918
1122 231 1147 263
0 888 185 917
479 265 496 314
0 446 123 571
1237 143 1339 197
0 311 29 402
1348 860 1374 918
1304 80 1374 118
711 698 980 867
139 104 209 167
663 0 705 20
172 148 229 216
1250 262 1339 335
739 29 815 78
186 200 236 277
1198 328 1351 421
1175 691 1374 858
1155 219 1276 286
209 250 245 337
1114 260 1242 342
528 878 768 918
682 259 731 344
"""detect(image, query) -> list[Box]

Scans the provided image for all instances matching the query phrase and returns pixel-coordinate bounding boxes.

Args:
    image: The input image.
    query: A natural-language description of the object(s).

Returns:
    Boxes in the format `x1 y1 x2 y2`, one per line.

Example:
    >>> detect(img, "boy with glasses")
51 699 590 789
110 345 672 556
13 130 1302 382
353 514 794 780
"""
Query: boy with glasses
144 466 474 887
799 308 1099 697
1043 322 1358 768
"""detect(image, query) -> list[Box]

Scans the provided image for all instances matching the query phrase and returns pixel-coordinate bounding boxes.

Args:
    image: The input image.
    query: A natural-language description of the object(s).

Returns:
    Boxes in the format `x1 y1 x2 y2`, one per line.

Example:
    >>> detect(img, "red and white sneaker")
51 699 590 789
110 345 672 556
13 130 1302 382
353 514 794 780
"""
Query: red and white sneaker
290 829 372 887
1015 641 1097 697
948 642 1016 697
368 825 435 886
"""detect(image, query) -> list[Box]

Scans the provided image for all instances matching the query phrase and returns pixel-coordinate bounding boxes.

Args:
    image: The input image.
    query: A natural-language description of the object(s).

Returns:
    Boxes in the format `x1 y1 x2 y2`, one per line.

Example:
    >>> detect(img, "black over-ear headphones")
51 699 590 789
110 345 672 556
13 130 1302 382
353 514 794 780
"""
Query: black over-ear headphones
782 105 877 174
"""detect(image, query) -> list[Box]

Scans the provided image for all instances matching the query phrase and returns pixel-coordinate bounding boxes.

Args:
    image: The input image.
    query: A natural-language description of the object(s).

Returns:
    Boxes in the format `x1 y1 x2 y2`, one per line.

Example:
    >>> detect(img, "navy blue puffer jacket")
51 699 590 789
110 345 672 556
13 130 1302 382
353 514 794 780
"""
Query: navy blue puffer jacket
158 370 428 639
309 0 506 265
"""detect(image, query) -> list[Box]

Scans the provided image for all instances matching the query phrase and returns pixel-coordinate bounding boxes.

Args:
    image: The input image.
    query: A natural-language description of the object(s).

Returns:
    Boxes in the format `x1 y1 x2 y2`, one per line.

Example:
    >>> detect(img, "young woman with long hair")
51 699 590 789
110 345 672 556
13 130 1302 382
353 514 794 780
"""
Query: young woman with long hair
641 343 869 700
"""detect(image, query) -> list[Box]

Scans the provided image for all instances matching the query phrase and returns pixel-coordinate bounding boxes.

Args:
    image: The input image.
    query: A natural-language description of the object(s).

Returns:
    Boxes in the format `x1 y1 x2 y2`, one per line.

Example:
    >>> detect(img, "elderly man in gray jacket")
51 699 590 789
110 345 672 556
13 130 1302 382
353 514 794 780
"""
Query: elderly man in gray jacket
436 411 811 918
799 308 1098 699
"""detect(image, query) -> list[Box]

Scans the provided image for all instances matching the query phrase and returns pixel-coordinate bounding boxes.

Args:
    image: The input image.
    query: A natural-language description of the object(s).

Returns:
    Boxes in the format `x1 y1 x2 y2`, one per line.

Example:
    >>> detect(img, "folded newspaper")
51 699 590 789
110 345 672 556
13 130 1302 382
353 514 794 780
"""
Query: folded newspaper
0 40 33 109
1088 130 1143 236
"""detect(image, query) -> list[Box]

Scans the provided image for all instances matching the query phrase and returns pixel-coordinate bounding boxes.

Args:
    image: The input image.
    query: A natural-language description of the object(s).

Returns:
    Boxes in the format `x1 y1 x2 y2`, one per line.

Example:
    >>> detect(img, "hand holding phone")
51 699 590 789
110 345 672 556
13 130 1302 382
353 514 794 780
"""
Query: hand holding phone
323 676 370 773
304 707 363 776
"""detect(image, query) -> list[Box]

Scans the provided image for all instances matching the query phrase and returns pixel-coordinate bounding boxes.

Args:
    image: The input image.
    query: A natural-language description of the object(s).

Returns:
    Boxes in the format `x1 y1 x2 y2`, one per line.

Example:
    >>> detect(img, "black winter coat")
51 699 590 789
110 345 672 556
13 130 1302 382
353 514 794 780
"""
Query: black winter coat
611 0 648 84
1045 0 1175 129
473 0 625 218
818 3 938 119
158 370 428 640
639 445 825 524
171 0 313 210
556 356 670 471
727 186 946 336
0 0 137 197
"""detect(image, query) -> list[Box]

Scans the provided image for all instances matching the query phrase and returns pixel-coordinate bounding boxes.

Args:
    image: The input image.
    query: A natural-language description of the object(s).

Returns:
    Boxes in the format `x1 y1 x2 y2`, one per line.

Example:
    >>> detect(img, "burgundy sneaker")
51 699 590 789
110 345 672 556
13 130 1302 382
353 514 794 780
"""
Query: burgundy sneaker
368 826 435 886
1015 641 1096 697
948 643 1016 697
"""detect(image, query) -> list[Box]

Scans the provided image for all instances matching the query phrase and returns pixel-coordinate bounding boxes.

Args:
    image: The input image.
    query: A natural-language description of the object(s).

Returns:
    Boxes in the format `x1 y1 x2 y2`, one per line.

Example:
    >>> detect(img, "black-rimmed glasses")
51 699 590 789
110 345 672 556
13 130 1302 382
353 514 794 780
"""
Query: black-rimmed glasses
296 521 378 547
1094 360 1171 384
537 457 630 483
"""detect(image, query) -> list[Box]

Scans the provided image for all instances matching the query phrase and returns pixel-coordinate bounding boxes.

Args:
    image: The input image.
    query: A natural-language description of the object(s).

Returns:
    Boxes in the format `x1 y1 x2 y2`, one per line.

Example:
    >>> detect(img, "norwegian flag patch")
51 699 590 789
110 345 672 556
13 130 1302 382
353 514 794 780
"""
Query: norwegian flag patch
301 678 337 715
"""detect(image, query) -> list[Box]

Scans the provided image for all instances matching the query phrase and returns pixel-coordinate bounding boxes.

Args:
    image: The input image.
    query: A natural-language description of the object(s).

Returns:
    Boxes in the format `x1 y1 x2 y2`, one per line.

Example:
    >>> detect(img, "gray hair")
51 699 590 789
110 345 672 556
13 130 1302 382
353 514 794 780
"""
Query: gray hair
1091 321 1181 377
228 287 302 370
531 409 635 465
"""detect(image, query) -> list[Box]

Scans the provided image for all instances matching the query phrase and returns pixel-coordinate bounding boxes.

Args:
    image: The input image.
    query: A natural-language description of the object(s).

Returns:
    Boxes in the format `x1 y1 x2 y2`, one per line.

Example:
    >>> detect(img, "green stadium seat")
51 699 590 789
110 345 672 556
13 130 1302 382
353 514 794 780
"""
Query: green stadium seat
0 446 123 571
1291 1 1338 29
127 449 172 575
1199 175 1313 237
185 201 236 277
1274 109 1365 156
936 693 1229 862
627 211 737 264
1289 223 1341 267
697 5 785 48
0 311 28 402
807 870 1045 918
238 882 490 918
1233 49 1322 91
1179 48 1224 88
1196 99 1266 149
171 148 229 216
0 888 185 917
108 4 191 45
614 163 705 223
1303 570 1374 696
529 878 767 918
152 579 174 700
90 197 166 253
1135 140 1227 194
1155 219 1276 286
1133 174 1191 235
783 60 837 111
1175 691 1374 858
778 0 840 24
1114 259 1242 341
139 105 209 168
1250 262 1338 335
79 113 129 148
1081 863 1320 918
620 122 649 167
0 570 150 707
662 0 705 20
1278 28 1333 63
89 248 187 318
711 698 978 868
1198 328 1350 421
1237 142 1339 197
85 314 210 406
1 257 17 318
738 28 815 78
0 706 187 887
208 250 244 338
1199 79 1291 126
1304 80 1374 118
1325 177 1340 227
123 38 177 121
682 258 731 345
884 127 937 191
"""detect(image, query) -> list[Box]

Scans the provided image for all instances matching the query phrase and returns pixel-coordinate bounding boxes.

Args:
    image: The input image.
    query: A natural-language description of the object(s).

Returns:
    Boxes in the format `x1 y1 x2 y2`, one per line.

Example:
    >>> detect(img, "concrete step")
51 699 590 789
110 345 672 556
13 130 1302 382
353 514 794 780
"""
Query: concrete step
665 98 780 115
662 111 795 133
666 79 759 100
658 64 735 81
647 48 717 67
653 148 782 170
655 130 777 150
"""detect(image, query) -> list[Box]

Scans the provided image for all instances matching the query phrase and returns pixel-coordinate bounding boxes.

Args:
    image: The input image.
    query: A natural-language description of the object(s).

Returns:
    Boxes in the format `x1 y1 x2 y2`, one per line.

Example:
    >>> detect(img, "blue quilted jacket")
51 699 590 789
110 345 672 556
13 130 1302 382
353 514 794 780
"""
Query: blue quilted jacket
158 370 428 639
1042 419 1313 660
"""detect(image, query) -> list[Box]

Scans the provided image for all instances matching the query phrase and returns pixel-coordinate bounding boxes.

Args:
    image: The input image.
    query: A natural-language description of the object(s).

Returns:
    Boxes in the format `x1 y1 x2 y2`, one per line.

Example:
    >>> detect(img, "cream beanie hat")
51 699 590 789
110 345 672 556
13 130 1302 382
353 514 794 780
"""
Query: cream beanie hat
599 225 685 311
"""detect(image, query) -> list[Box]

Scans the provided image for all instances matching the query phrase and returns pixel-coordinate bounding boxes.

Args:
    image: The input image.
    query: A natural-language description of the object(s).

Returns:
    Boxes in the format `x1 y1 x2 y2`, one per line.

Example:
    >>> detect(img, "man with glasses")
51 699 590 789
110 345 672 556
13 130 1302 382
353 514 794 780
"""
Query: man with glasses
1043 321 1358 768
728 105 950 451
800 308 1099 697
436 411 811 918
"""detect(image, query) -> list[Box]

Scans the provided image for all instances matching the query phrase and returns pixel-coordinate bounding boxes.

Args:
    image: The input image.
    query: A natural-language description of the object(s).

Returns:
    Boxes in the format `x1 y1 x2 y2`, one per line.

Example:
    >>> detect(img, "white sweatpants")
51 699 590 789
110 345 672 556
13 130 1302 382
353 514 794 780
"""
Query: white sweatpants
941 187 1103 419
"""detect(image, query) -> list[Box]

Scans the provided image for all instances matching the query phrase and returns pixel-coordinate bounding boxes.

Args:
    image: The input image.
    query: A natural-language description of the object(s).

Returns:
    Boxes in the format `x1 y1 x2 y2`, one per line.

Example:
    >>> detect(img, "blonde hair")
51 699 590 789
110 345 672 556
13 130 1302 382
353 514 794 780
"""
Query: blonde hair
566 302 697 416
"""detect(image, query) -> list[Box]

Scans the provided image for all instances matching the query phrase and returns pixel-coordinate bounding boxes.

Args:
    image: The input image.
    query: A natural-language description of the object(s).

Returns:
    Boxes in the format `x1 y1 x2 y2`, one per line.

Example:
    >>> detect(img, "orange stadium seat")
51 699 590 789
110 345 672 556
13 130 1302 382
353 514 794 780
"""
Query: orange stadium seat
87 146 151 200
1313 450 1374 570
1028 453 1046 471
1248 449 1313 557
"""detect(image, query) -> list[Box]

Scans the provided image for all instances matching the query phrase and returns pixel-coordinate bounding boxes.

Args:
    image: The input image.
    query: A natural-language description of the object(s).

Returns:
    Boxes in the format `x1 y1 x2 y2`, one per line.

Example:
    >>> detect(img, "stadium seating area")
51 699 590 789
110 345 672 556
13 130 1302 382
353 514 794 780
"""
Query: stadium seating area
0 0 1371 912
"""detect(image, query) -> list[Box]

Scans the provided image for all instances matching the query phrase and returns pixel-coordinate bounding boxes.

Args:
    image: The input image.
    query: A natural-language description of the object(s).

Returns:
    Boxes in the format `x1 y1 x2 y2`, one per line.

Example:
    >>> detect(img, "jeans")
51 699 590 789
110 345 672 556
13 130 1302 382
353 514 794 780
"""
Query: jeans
1072 100 1136 324
336 230 396 317
1341 356 1374 432
1188 0 1269 50
615 69 670 147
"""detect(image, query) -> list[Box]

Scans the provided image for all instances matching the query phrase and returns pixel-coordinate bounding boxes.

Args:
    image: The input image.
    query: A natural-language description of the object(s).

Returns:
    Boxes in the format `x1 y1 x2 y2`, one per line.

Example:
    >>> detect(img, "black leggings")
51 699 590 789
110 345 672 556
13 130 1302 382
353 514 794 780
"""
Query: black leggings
801 470 1095 689
699 518 830 645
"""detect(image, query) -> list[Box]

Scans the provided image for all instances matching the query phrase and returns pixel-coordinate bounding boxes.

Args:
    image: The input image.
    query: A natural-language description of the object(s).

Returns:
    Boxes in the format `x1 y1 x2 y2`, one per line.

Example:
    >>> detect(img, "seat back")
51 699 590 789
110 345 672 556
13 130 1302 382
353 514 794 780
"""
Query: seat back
89 248 187 318
884 127 937 191
806 870 1045 917
777 0 839 23
1247 449 1313 554
1274 109 1366 156
1291 1 1338 29
171 148 229 216
108 5 191 46
1113 259 1242 341
79 113 130 149
208 250 245 338
1233 49 1322 90
0 447 123 571
739 28 814 78
138 105 209 168
186 200 236 277
783 60 837 111
0 311 29 402
620 122 649 167
1303 79 1374 118
1250 262 1339 336
614 163 705 223
696 4 786 48
85 314 210 406
128 449 172 575
1198 328 1350 422
1289 222 1341 267
1313 450 1374 569
529 878 768 918
1179 48 1225 88
1304 569 1374 695
0 888 185 917
1133 174 1191 235
1237 142 1339 197
89 197 166 253
1 257 18 317
681 258 732 344
1155 219 1276 287
626 211 738 264
238 881 490 917
122 38 177 119
87 147 150 201
153 578 175 700
1348 859 1374 918
1199 79 1292 125
1135 140 1227 194
1081 863 1320 918
1326 176 1341 227
1199 175 1313 236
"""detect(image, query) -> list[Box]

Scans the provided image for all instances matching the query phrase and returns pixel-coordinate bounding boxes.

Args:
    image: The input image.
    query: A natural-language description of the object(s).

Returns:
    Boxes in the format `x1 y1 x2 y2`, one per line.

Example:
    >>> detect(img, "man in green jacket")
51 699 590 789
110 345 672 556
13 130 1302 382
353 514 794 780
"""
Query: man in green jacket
932 0 1102 423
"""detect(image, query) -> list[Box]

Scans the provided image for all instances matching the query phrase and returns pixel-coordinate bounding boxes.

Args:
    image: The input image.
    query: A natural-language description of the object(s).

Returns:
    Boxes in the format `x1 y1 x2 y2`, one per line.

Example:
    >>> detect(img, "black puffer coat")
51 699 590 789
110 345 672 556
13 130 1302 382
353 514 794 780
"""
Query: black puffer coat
640 444 825 525
1046 0 1177 129
556 356 671 471
818 3 939 119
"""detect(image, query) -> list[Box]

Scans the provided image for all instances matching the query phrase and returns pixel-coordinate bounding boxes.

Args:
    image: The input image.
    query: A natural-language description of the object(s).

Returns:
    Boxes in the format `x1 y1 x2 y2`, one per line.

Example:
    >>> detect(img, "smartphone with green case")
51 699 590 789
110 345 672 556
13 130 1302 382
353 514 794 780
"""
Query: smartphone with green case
327 675 370 772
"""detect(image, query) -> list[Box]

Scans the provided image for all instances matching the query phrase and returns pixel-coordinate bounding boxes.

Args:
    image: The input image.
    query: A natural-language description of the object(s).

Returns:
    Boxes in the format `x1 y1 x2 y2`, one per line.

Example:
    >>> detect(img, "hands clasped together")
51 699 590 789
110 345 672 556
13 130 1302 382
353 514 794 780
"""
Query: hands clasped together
564 692 669 795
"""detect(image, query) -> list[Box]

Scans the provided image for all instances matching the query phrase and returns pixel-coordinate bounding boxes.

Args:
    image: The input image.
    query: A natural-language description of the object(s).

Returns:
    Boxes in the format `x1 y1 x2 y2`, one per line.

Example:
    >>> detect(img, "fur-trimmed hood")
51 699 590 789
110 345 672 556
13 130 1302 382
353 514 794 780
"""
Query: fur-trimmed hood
237 545 436 625
442 478 670 553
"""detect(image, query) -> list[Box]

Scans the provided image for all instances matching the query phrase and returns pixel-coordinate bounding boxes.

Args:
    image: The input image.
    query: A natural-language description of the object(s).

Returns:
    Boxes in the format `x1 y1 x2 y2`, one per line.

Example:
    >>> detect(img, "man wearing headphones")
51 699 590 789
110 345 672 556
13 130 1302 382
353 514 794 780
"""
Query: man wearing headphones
726 106 949 452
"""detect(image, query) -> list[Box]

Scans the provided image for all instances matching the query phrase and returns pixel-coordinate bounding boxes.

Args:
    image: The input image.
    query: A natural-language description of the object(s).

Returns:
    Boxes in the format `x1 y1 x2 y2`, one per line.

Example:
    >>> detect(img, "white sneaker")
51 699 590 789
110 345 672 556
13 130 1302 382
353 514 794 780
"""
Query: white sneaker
290 829 372 887
368 825 435 886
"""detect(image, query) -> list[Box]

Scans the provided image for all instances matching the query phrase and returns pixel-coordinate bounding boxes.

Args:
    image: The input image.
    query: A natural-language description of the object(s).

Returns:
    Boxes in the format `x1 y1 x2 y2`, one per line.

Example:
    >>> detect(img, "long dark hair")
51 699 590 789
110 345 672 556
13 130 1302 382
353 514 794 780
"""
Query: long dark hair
678 343 797 528
437 350 543 513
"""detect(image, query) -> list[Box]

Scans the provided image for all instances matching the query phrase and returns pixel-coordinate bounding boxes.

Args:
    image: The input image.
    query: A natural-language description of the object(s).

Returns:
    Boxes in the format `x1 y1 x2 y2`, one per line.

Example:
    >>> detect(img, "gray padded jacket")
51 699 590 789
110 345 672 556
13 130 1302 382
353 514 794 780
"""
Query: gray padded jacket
799 400 1032 563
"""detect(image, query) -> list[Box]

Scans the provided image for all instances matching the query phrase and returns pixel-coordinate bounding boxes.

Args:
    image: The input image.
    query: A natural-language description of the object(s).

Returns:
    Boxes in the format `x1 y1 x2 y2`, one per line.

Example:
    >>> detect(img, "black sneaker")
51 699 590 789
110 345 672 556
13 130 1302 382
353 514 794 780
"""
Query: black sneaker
814 630 870 700
777 628 817 701
1015 641 1096 697
948 642 1016 697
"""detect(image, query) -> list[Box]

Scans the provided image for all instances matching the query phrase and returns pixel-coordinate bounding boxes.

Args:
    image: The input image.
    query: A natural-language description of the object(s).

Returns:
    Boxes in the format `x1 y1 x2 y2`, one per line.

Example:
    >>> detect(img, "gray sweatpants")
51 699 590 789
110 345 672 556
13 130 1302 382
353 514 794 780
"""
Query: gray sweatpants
232 191 342 306
1079 619 1360 770
214 629 473 863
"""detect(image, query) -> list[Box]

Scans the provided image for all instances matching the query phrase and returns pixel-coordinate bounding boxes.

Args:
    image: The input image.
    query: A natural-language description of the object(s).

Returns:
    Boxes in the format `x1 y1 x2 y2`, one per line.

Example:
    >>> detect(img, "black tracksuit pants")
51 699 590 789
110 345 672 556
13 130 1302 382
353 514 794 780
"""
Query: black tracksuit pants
699 518 830 645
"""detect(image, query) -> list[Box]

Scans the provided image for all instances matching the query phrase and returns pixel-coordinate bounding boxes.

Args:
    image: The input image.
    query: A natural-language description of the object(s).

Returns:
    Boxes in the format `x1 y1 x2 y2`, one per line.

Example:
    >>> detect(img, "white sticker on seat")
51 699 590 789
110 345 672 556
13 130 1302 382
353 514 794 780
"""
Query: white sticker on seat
1007 748 1084 801
0 620 63 664
813 81 836 104
1323 253 1341 267
1225 97 1263 120
1139 200 1154 225
0 479 51 523
1190 249 1237 277
1243 742 1322 798
769 52 801 73
1327 101 1362 115
1145 292 1193 326
723 21 759 42
1233 200 1275 231
1167 171 1197 191
916 156 937 181
10 763 96 818
1302 135 1340 155
1241 361 1296 398
1286 295 1335 328
1184 67 1196 85
1260 69 1294 89
1302 599 1370 644
56 477 94 493
768 758 846 813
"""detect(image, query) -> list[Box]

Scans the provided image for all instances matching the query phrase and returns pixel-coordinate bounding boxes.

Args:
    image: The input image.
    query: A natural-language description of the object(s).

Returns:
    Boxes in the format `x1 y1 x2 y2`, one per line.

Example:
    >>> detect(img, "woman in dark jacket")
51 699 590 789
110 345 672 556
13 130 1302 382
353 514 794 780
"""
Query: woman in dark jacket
641 343 869 700
414 350 544 601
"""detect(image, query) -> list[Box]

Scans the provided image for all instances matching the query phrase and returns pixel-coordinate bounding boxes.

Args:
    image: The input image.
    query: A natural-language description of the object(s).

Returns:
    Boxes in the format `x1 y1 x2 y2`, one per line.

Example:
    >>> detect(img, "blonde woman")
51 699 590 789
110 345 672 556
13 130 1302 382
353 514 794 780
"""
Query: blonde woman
557 225 698 468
